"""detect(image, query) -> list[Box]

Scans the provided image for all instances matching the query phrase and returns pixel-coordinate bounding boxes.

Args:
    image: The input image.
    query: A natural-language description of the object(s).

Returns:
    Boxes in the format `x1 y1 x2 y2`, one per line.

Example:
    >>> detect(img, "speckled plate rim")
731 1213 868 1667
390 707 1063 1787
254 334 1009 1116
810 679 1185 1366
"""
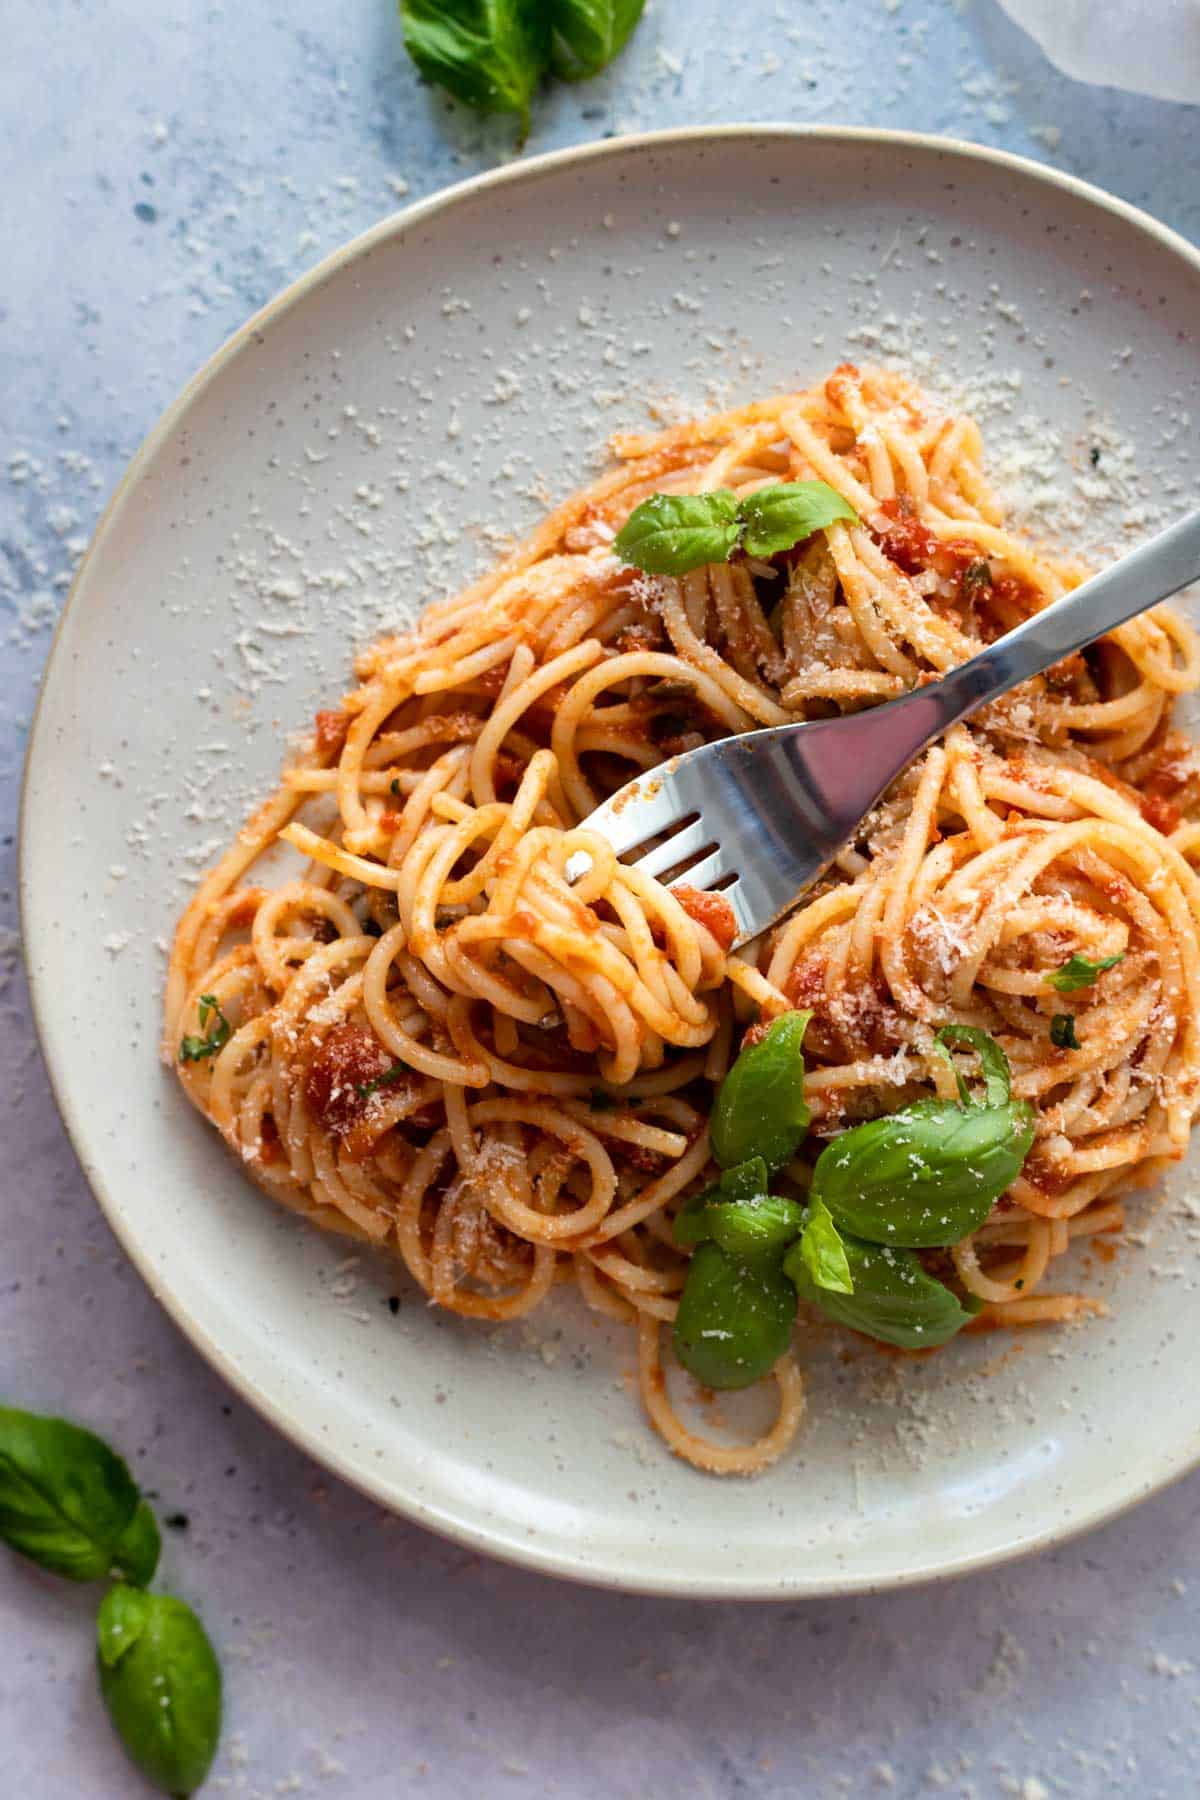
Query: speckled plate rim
19 125 1200 1598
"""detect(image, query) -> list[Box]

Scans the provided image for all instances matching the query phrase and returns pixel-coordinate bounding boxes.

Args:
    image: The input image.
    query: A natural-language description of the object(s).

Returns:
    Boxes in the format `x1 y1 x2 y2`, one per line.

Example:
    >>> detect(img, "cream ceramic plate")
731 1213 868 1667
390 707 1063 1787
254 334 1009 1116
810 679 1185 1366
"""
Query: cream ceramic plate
22 129 1200 1596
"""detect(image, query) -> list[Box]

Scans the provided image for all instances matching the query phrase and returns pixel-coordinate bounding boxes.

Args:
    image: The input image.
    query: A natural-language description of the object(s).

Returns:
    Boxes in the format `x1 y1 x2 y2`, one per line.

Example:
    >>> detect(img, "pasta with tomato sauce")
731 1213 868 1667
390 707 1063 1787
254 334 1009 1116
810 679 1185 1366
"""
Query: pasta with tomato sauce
164 364 1200 1475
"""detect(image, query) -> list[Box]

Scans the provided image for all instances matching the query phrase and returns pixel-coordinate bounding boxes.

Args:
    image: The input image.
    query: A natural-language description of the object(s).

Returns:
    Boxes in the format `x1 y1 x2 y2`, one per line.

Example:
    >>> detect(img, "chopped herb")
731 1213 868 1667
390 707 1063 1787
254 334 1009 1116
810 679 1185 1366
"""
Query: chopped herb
387 1296 401 1316
1047 951 1125 992
1050 1014 1080 1050
1014 1279 1025 1290
179 994 232 1064
588 1088 618 1112
390 778 403 797
356 1063 408 1102
1089 446 1101 467
961 559 992 601
164 1513 190 1532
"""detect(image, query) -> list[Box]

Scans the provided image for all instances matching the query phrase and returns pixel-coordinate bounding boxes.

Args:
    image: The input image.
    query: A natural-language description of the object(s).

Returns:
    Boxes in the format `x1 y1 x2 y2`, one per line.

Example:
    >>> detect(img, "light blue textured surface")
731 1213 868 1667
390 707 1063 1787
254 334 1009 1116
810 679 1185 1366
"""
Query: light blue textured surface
4 4 1200 1795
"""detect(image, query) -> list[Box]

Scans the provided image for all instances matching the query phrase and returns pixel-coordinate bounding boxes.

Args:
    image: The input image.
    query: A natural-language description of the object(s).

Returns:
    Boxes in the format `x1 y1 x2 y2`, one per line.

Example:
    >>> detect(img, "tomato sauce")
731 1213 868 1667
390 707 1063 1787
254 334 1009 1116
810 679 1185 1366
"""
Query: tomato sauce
670 884 737 951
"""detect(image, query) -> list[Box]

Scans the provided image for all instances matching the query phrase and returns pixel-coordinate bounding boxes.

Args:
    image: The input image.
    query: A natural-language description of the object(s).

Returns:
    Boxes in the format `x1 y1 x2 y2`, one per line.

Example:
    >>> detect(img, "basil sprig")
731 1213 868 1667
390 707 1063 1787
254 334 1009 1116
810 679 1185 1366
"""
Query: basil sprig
0 1406 160 1585
808 1026 1035 1249
98 1586 222 1798
1047 951 1125 992
614 481 858 577
672 1018 1033 1379
785 1235 978 1350
400 0 646 138
0 1404 223 1796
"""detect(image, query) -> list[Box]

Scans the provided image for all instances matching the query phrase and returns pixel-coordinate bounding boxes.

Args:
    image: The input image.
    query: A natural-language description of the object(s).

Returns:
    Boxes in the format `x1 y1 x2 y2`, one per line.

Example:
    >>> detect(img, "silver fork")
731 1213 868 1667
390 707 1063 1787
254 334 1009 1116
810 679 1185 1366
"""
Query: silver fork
571 509 1200 949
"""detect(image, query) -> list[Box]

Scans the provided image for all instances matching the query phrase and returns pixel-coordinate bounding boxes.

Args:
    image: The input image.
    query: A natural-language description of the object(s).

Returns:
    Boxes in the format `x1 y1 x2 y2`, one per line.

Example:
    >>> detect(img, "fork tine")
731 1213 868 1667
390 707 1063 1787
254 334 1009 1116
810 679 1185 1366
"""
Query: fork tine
671 847 732 892
631 817 712 881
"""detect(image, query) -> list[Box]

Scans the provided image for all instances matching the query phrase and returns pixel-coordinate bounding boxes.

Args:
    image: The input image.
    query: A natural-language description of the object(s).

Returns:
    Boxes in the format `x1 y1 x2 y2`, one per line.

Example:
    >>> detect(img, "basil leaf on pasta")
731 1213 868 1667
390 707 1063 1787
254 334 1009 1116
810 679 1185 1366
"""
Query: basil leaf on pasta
708 1193 805 1265
550 0 645 78
614 489 741 576
786 1234 975 1350
737 481 858 558
932 1024 1012 1108
709 1011 813 1173
673 1242 797 1390
796 1199 854 1296
810 1095 1036 1248
400 0 550 139
1046 951 1125 992
1051 1013 1081 1050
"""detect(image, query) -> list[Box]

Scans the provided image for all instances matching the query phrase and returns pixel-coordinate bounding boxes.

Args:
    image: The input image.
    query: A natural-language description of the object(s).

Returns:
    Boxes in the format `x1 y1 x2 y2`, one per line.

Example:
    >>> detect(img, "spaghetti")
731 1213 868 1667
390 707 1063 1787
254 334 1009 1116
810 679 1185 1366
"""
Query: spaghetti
165 364 1200 1475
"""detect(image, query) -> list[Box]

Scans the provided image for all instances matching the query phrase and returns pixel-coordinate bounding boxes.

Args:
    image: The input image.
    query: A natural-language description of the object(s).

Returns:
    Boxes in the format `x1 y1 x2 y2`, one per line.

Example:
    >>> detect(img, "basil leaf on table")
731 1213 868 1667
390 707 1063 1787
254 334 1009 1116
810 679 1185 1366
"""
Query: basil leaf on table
796 1197 854 1295
550 0 645 78
786 1234 976 1350
673 1242 798 1390
709 1011 813 1173
0 1405 160 1585
98 1586 222 1798
737 481 858 558
400 0 550 139
1046 951 1126 993
613 489 742 577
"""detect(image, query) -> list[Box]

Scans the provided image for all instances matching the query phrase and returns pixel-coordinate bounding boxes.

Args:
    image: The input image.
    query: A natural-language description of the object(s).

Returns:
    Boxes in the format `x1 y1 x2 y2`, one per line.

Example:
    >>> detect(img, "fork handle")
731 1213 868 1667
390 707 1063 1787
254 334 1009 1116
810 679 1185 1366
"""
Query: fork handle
891 507 1200 751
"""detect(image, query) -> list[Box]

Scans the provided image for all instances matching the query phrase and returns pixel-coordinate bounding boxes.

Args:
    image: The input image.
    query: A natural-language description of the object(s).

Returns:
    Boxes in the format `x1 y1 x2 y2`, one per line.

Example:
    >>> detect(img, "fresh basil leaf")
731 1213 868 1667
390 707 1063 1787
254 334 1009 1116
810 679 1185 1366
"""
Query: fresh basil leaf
672 1182 721 1247
932 1023 1012 1108
179 993 231 1064
709 1011 813 1173
673 1242 797 1390
737 481 858 558
810 1094 1036 1248
786 1234 974 1349
797 1198 854 1295
97 1586 222 1798
550 0 645 78
1046 951 1126 993
671 1158 769 1248
0 1406 160 1585
613 489 741 576
111 1500 162 1590
1051 1013 1080 1050
708 1194 806 1264
717 1155 770 1204
400 0 550 139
